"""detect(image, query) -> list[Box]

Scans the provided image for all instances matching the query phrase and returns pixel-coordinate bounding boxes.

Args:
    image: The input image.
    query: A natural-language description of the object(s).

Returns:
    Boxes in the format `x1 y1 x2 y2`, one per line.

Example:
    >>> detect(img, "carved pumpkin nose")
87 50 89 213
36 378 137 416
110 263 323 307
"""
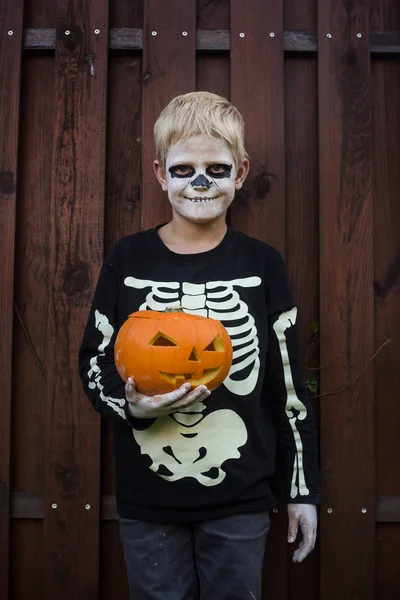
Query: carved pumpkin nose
190 174 212 189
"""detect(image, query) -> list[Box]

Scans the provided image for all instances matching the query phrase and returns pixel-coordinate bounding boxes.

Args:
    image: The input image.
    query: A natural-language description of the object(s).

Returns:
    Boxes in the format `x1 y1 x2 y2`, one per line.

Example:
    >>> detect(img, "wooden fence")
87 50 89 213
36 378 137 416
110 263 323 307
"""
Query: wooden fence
1 0 399 598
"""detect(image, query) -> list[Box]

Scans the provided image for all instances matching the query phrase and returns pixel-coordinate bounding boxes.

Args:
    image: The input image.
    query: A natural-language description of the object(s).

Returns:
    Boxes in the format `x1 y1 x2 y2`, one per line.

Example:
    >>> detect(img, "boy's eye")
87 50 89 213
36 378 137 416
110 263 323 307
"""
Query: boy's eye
169 165 195 178
207 164 233 178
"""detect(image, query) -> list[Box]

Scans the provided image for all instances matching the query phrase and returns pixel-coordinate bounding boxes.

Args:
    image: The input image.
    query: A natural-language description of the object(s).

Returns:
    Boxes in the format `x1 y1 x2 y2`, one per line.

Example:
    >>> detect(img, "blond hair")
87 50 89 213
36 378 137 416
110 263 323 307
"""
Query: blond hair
154 91 248 170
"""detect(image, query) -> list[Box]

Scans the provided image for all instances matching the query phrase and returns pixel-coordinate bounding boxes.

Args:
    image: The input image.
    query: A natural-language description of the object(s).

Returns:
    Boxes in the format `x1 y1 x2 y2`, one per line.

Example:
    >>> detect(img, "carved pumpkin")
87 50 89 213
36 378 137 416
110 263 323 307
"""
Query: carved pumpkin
114 309 233 395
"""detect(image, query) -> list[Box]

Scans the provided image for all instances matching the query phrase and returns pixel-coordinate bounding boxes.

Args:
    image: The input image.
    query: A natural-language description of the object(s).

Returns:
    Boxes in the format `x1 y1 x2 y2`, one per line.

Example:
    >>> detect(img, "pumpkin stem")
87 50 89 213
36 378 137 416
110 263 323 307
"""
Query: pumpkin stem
165 305 184 313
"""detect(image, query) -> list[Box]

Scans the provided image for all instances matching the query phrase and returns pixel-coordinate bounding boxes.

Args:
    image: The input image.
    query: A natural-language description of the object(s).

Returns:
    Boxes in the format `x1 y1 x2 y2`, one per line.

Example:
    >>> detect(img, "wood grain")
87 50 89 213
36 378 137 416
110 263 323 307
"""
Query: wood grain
231 2 288 598
10 521 44 600
318 1 375 598
0 2 24 599
22 27 400 53
371 55 400 600
43 2 109 598
141 0 196 229
285 57 320 600
230 0 286 251
105 56 143 250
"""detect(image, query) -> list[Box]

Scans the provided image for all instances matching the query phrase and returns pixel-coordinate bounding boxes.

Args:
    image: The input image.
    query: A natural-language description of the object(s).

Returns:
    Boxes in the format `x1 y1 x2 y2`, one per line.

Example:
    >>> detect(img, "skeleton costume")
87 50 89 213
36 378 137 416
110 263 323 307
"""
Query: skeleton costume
79 226 320 522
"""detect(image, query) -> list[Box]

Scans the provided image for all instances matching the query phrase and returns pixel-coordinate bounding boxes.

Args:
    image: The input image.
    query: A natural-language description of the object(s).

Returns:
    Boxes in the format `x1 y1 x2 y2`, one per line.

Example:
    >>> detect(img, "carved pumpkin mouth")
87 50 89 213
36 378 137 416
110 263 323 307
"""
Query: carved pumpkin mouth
159 367 222 387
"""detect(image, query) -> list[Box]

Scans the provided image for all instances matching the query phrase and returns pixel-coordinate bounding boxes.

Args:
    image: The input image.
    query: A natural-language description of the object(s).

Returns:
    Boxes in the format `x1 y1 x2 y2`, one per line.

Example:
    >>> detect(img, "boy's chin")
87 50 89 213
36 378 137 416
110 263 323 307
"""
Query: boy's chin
178 213 227 225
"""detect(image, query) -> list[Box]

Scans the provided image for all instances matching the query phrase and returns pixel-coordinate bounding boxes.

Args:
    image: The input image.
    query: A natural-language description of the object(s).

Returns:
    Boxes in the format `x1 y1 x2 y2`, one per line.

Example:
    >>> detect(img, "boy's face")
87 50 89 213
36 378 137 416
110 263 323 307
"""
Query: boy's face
154 135 249 225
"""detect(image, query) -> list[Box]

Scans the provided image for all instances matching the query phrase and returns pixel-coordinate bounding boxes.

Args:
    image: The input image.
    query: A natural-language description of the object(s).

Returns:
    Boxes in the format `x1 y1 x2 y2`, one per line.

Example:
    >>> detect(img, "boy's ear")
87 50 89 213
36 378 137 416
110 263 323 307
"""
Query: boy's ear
153 160 168 191
234 158 250 190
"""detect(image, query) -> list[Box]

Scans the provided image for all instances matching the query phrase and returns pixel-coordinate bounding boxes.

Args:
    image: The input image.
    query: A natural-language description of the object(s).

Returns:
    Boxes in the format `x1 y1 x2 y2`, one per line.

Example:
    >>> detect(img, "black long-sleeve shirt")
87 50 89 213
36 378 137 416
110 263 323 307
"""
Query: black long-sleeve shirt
79 226 320 522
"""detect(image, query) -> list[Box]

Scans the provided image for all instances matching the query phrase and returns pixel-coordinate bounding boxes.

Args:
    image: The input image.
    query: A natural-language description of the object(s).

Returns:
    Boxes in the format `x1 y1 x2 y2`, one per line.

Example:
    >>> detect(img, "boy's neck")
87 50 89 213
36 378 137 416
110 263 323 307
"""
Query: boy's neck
157 217 228 254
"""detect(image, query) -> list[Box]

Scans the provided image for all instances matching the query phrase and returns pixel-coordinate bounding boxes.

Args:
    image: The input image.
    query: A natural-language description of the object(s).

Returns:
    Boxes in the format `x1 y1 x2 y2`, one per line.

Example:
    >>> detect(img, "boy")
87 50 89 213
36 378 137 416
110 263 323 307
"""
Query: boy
79 91 320 600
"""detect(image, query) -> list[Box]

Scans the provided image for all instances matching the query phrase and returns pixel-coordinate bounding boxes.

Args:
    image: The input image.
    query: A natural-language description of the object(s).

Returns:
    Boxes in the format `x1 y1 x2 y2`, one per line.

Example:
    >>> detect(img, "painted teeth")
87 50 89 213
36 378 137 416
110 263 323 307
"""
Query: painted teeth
188 197 215 201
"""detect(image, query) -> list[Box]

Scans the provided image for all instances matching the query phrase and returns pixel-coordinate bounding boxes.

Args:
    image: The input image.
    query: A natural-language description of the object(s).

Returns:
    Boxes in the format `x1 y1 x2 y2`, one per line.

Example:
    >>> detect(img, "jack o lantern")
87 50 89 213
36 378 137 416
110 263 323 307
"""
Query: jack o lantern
114 308 233 395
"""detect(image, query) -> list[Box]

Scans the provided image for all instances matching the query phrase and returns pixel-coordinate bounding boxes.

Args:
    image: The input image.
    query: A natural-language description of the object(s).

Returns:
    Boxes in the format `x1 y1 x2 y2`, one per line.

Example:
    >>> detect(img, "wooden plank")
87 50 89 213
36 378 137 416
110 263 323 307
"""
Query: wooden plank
105 55 142 250
141 0 196 229
284 0 316 29
376 524 400 599
231 3 287 599
230 0 285 250
197 0 229 30
109 0 143 29
12 55 54 504
285 57 319 600
371 58 400 502
23 27 400 53
371 53 400 597
99 521 130 600
10 521 44 600
318 2 375 598
0 2 24 599
196 55 230 99
12 492 400 521
376 497 400 523
43 2 109 598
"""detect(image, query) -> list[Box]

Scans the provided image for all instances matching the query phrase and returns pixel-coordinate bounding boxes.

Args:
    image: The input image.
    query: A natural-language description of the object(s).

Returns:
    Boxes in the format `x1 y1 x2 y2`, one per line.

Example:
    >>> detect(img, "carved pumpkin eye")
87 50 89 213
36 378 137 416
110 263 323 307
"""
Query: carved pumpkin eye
204 335 224 352
149 333 179 347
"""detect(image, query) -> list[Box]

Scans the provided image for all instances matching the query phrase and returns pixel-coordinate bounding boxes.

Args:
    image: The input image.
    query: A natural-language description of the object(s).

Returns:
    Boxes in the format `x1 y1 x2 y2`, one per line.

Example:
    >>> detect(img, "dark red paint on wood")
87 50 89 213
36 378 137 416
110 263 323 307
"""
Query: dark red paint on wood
43 2 109 598
141 0 196 229
231 2 287 599
371 58 400 598
2 0 400 597
0 2 24 599
105 56 143 251
318 1 375 598
285 57 320 600
230 0 286 253
10 56 54 600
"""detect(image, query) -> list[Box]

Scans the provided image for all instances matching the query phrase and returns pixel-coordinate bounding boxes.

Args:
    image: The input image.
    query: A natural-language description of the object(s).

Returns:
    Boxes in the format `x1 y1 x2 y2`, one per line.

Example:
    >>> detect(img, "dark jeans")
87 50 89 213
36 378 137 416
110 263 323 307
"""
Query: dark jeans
119 511 270 600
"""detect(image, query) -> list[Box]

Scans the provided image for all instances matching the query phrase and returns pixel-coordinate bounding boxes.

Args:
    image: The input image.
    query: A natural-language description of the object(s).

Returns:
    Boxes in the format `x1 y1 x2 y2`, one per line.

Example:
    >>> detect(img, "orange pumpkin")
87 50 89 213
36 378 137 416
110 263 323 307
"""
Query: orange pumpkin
114 309 233 395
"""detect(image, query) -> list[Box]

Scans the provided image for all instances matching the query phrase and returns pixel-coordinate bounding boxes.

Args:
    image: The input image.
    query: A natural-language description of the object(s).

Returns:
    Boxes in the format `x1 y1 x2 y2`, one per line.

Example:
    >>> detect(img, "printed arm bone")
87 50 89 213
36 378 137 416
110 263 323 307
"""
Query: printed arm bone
273 308 309 496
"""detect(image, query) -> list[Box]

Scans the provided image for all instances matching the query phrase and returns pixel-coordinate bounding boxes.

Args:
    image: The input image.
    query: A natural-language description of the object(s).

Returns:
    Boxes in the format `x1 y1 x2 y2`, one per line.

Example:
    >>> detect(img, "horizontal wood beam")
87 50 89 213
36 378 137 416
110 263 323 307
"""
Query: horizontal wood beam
10 494 400 521
23 28 400 54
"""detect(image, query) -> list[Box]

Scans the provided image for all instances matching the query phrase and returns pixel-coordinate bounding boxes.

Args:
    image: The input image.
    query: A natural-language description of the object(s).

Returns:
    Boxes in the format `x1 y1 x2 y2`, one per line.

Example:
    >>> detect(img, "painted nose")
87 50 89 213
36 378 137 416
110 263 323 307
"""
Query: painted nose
190 174 212 189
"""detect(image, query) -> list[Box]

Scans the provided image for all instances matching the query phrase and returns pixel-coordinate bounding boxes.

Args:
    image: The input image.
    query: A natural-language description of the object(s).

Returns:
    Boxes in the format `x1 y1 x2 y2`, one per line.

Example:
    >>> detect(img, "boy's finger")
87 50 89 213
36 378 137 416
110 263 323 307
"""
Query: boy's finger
125 377 137 398
153 383 192 406
287 515 299 543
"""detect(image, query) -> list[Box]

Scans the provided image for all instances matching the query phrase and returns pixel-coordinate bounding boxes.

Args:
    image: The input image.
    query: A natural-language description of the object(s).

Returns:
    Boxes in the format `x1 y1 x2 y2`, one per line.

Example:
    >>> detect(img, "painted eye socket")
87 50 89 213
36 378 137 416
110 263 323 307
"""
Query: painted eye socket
206 164 233 177
169 165 195 177
208 164 227 174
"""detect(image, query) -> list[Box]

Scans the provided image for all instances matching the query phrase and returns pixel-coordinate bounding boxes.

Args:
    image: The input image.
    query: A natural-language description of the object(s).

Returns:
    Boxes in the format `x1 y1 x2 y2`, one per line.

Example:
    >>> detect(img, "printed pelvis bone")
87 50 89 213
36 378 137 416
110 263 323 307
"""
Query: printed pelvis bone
273 307 310 498
124 276 262 396
133 402 248 487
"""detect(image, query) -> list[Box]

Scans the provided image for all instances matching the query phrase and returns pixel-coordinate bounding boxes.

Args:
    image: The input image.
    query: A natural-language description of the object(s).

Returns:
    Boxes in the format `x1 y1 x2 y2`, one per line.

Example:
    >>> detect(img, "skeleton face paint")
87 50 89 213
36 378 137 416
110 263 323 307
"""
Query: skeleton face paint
162 136 241 224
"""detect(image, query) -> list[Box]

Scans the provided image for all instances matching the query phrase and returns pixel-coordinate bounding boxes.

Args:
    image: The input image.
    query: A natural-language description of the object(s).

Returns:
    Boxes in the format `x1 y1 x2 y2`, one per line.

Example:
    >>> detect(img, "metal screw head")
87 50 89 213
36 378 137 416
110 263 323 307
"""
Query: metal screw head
182 31 188 37
272 508 278 514
327 507 333 514
357 33 362 38
362 507 367 513
94 29 100 35
65 30 71 36
151 31 157 36
85 504 91 510
8 31 14 36
269 32 275 38
327 33 332 39
239 32 245 38
51 503 57 509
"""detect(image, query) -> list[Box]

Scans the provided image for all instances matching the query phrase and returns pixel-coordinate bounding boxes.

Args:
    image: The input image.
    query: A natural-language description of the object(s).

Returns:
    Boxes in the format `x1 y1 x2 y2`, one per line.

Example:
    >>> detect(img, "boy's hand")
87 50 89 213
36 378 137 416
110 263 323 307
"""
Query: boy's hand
287 503 317 563
125 377 211 419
